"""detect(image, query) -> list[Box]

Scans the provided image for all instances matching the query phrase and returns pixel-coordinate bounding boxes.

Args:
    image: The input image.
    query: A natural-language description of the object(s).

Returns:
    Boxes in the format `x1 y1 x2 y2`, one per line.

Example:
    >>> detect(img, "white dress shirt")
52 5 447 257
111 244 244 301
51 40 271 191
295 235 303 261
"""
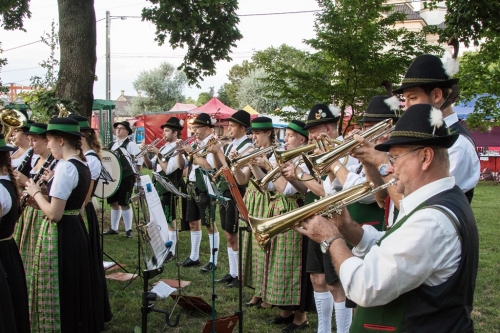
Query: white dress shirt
151 142 187 175
444 113 480 193
110 138 143 166
339 177 461 307
188 134 215 182
0 175 12 217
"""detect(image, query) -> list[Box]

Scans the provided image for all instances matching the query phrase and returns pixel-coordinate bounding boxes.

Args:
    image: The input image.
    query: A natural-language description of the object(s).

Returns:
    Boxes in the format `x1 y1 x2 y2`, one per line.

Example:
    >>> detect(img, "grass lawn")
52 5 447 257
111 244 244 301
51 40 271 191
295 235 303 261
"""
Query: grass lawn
98 181 500 332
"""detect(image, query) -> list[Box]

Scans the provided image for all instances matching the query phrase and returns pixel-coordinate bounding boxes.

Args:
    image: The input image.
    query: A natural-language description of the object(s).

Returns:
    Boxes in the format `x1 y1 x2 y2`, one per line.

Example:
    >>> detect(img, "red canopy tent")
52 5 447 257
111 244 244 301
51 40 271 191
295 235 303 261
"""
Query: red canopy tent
134 112 192 144
169 103 197 112
191 97 236 118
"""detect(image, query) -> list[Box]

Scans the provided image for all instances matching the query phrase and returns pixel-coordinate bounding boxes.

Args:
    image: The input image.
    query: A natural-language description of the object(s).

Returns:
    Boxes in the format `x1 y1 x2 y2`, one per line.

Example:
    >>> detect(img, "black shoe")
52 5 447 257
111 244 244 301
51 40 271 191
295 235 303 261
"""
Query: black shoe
125 230 132 238
226 276 240 288
165 252 175 263
103 229 118 235
200 262 217 273
245 298 262 307
215 274 234 284
181 257 200 267
271 314 294 325
281 320 309 332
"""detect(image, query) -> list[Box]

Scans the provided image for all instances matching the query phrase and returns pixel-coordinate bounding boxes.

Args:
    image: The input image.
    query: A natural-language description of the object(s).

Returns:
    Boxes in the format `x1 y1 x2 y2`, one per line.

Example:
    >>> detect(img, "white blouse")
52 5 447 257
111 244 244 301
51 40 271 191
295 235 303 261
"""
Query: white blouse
49 158 88 201
0 175 12 217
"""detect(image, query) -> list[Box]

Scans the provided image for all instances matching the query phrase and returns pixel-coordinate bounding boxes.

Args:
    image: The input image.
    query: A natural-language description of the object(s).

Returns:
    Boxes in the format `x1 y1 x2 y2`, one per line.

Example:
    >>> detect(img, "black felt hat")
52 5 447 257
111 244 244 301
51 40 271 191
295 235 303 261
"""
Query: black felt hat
250 116 274 131
0 134 16 152
304 103 341 129
113 121 133 135
25 123 48 136
21 120 35 132
192 113 215 128
68 114 93 130
226 110 251 128
46 118 85 137
161 117 184 131
375 104 458 152
393 54 460 94
358 96 401 123
287 120 309 138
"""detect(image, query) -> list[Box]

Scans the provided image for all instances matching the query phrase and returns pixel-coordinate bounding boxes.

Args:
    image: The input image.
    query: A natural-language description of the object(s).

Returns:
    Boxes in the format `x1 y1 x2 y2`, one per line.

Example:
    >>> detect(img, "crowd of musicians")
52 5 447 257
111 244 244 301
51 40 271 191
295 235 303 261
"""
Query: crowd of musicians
0 53 480 333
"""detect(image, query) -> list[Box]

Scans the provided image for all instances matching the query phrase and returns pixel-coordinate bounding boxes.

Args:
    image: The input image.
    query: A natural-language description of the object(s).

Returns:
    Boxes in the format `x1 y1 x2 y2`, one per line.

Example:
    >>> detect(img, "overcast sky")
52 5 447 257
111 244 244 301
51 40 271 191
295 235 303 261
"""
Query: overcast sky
1 0 329 101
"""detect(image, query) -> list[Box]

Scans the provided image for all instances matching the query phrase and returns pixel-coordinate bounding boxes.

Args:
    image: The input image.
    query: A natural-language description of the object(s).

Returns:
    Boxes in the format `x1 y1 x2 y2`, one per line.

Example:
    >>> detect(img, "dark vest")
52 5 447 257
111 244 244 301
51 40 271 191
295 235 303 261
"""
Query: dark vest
108 139 134 178
154 146 183 195
449 121 476 203
47 159 91 210
351 185 478 333
0 179 21 238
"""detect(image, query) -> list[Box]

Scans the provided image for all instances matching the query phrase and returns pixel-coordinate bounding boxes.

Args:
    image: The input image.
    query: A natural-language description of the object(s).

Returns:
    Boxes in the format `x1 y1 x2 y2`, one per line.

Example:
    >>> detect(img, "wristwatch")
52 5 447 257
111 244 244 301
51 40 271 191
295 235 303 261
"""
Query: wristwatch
379 164 389 177
320 234 344 253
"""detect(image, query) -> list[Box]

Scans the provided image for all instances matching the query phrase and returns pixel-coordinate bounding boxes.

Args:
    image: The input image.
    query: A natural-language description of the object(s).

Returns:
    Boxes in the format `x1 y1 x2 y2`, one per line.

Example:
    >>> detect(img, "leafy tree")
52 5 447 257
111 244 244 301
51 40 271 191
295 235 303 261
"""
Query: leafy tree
235 68 283 115
127 62 187 115
142 0 243 86
196 87 215 106
30 20 59 89
183 96 197 106
255 0 442 132
225 60 256 108
217 84 232 107
0 43 7 94
0 0 31 31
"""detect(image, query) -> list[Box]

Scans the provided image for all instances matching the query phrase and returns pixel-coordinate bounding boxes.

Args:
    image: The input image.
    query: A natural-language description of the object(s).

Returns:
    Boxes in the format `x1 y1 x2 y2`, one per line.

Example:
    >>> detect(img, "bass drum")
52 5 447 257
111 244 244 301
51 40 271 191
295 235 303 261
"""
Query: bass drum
95 149 122 199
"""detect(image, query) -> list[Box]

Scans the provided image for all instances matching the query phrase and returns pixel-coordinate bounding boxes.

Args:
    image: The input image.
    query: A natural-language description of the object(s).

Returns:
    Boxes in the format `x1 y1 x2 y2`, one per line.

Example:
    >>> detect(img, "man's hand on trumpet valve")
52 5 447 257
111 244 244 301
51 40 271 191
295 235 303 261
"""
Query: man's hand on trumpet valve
281 162 298 180
147 145 160 155
252 154 272 170
350 134 389 166
228 149 239 160
207 141 222 154
294 206 353 244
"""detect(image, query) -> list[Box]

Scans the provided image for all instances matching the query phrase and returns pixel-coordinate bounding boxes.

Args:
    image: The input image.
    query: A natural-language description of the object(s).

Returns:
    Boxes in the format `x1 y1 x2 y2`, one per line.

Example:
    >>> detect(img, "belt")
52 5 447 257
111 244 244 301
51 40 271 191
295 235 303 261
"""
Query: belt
63 209 80 216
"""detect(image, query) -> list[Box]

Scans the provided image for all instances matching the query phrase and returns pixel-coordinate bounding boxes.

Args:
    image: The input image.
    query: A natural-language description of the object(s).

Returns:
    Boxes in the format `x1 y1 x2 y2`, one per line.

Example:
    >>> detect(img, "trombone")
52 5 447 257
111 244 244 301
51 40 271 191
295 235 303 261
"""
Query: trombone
302 119 394 181
249 179 397 251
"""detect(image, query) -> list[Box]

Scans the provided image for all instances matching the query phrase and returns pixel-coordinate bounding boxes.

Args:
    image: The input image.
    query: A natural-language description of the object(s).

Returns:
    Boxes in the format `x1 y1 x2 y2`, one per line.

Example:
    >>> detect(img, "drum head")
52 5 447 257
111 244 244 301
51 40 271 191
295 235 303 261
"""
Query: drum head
95 149 122 199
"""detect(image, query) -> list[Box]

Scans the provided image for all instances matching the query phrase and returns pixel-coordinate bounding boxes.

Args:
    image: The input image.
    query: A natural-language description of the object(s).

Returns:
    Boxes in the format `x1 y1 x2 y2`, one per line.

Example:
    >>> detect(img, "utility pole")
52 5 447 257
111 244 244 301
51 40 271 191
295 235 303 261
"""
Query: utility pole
105 11 111 101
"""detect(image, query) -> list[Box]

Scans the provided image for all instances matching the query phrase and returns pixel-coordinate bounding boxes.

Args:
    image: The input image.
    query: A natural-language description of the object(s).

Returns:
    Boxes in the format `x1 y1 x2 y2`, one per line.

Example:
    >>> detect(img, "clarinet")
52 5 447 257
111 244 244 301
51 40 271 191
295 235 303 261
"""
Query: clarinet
20 155 55 207
15 148 34 172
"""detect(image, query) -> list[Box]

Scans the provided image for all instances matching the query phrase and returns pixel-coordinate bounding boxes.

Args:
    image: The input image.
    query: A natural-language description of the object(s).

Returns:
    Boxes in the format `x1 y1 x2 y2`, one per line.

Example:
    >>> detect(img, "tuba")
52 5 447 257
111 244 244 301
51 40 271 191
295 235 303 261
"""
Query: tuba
302 119 394 181
249 179 396 251
1 108 27 140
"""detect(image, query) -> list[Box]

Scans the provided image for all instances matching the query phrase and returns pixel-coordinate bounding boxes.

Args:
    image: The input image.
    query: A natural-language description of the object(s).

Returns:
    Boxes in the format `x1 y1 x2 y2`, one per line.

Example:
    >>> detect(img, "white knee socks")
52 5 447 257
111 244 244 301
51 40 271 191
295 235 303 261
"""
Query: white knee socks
228 248 238 278
168 230 177 255
121 208 133 231
189 231 202 261
334 301 352 333
314 291 333 333
110 209 121 231
209 232 220 265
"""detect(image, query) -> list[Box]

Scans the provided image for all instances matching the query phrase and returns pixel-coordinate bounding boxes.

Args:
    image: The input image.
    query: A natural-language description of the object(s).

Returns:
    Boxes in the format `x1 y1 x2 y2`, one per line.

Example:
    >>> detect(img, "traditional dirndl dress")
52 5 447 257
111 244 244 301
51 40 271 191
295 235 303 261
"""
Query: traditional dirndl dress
30 158 100 332
263 192 303 306
241 182 271 297
0 177 30 332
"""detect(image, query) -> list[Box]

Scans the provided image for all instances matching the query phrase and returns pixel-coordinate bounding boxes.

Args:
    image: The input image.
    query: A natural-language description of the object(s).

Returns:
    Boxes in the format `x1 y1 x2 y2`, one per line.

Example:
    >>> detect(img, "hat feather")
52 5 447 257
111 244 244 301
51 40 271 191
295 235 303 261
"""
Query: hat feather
179 119 184 126
429 107 443 135
328 105 341 118
210 117 217 125
384 96 400 112
441 52 459 77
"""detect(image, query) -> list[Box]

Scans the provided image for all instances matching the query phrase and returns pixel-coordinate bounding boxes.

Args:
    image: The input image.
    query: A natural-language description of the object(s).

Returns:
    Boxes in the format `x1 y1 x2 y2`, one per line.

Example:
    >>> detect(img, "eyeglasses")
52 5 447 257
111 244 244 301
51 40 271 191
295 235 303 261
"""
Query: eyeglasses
116 127 127 131
388 147 424 166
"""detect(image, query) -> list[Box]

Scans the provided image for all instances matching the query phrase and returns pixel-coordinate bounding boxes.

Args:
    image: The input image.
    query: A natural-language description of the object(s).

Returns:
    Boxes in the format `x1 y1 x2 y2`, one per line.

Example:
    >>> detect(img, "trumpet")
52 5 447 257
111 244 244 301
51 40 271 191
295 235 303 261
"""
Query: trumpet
249 179 397 251
136 137 165 159
210 144 257 181
157 135 197 162
303 119 394 181
275 135 334 166
187 135 230 158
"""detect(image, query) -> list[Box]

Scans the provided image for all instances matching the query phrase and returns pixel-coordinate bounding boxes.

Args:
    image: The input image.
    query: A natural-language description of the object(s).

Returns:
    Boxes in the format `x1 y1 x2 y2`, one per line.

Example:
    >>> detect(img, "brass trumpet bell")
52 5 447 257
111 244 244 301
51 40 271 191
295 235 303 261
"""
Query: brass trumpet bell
303 119 394 181
1 108 28 139
249 179 396 251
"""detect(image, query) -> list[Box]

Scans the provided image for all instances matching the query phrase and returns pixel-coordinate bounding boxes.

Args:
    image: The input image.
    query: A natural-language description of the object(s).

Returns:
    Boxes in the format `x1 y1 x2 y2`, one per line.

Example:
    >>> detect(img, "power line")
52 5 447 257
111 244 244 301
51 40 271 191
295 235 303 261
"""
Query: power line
2 66 42 73
3 40 42 52
239 10 319 17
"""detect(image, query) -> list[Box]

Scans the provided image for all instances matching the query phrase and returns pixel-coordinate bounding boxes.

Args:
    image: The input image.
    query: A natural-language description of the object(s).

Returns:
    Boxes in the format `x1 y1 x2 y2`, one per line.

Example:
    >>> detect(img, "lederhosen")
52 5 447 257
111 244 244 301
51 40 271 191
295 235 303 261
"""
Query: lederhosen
153 145 184 227
0 178 30 333
449 122 477 203
305 176 340 285
350 186 478 333
184 143 213 228
106 139 135 205
346 165 386 231
217 138 251 234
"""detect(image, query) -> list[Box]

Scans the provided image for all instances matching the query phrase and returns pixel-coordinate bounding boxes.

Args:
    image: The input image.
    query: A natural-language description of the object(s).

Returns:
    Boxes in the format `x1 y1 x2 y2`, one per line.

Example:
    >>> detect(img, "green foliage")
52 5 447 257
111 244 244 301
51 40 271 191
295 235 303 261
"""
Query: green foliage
0 0 31 31
128 62 187 115
196 87 214 106
183 96 197 106
459 41 500 131
424 0 500 47
216 84 231 107
225 60 256 108
253 0 442 132
142 0 243 86
30 20 59 89
235 68 283 115
20 89 80 122
0 43 7 94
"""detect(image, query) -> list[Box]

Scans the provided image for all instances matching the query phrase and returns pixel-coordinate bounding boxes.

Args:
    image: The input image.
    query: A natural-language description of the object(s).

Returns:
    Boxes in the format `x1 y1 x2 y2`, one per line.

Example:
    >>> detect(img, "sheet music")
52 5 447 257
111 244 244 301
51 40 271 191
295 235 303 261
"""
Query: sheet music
140 175 169 242
152 172 187 198
151 281 177 298
147 220 167 261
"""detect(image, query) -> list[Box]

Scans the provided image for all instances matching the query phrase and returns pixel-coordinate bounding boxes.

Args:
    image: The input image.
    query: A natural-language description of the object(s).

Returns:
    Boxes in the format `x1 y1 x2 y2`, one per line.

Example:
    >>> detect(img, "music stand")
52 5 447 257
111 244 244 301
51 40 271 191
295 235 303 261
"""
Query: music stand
98 166 129 274
199 168 231 333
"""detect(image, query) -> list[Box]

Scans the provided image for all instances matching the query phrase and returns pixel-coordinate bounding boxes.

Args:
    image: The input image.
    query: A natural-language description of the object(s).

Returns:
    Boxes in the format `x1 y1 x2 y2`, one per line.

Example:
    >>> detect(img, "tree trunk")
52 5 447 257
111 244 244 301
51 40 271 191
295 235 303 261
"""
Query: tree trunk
55 0 96 118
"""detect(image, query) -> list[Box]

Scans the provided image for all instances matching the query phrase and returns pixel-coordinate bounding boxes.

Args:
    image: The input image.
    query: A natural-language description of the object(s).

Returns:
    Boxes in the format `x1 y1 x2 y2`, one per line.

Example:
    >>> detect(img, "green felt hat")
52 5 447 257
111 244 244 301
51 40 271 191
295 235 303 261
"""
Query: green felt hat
46 118 85 137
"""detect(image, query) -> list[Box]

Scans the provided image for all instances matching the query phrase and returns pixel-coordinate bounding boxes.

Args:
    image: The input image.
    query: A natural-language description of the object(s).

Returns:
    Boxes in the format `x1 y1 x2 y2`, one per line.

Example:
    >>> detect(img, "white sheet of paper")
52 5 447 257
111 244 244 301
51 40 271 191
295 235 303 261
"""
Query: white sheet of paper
140 175 169 242
151 281 177 298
